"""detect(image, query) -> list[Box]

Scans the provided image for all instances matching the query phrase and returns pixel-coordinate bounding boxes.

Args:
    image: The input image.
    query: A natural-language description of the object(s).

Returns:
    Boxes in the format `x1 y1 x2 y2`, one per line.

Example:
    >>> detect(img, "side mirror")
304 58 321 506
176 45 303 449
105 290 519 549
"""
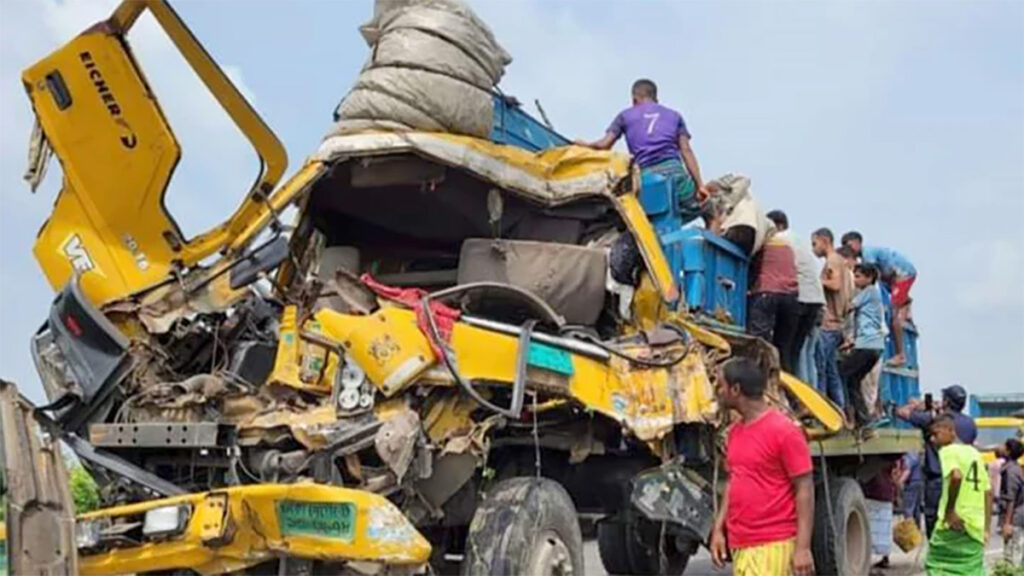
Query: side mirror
229 236 289 290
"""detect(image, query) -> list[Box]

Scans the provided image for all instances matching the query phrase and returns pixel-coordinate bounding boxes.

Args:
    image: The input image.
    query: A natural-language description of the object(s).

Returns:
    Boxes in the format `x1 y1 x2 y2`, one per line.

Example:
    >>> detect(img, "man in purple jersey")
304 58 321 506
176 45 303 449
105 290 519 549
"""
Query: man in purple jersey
576 79 707 224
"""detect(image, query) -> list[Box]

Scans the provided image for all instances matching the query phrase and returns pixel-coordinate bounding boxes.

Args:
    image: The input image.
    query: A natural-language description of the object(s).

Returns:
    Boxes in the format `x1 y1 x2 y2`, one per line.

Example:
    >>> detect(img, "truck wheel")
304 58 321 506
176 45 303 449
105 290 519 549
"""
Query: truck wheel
812 477 872 576
597 519 691 576
462 477 583 576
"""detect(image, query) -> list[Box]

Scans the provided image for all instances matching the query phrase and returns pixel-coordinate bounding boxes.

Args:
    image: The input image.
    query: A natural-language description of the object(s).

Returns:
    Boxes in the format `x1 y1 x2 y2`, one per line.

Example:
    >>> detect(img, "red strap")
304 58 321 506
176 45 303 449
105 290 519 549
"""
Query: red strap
360 274 460 358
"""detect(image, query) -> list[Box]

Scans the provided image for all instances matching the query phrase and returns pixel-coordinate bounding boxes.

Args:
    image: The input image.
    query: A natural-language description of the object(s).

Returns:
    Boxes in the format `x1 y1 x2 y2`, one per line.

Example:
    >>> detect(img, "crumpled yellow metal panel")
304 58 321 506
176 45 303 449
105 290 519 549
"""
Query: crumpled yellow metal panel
316 307 435 397
313 307 716 442
77 483 431 576
602 347 717 442
778 372 844 434
267 306 336 395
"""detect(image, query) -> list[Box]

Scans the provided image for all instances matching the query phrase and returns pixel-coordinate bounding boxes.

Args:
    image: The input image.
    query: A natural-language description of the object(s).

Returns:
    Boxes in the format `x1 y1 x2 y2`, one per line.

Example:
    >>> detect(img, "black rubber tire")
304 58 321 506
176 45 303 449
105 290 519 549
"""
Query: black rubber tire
597 521 634 575
812 477 872 576
461 477 584 576
597 520 691 576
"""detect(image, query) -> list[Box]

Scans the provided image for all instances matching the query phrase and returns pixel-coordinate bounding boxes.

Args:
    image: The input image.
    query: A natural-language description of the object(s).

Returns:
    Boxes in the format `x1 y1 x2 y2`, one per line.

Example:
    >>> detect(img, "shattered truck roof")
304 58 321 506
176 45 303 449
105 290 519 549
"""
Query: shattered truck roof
315 131 634 205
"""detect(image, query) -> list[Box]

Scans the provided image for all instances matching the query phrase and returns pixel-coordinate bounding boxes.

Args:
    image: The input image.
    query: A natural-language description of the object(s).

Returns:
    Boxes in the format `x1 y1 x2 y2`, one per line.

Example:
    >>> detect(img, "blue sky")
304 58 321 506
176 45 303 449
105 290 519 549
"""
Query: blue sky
1 0 1021 404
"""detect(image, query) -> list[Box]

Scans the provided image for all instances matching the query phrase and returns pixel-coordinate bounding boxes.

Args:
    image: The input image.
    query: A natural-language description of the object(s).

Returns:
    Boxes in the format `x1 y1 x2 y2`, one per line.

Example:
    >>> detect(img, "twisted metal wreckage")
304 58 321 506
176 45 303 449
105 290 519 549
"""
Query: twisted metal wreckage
1 1 881 575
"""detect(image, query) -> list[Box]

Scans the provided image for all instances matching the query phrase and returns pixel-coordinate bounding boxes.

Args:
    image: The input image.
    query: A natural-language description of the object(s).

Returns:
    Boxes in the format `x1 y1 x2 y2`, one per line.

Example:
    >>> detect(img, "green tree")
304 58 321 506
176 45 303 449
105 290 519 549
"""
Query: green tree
68 465 99 514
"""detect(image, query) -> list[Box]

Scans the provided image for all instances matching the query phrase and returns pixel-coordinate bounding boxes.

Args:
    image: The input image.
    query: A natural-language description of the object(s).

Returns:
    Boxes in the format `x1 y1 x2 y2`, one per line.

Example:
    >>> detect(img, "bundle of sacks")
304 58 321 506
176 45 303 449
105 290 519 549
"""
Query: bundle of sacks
330 0 511 139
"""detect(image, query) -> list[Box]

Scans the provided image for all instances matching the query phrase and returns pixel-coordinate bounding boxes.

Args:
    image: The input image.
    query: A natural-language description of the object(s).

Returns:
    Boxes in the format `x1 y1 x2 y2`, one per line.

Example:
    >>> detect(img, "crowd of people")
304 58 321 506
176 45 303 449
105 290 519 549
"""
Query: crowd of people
891 388 1024 573
578 78 1023 575
579 77 917 429
706 358 1022 575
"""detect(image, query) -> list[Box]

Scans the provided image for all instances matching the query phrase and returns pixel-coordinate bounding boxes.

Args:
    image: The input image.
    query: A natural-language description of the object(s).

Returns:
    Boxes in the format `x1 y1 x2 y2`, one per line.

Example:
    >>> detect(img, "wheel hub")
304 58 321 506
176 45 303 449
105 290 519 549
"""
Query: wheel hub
528 530 574 576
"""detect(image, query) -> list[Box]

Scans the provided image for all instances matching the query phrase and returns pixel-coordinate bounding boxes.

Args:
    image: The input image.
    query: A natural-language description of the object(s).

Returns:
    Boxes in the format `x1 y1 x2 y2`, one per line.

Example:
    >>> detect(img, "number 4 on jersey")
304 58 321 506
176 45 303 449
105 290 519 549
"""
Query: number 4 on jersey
965 461 980 491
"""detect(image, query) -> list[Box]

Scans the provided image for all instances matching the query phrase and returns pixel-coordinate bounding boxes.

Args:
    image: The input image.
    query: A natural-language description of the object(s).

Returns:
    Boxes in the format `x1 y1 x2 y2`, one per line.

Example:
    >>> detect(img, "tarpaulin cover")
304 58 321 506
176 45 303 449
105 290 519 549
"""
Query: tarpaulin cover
316 131 633 205
330 0 511 139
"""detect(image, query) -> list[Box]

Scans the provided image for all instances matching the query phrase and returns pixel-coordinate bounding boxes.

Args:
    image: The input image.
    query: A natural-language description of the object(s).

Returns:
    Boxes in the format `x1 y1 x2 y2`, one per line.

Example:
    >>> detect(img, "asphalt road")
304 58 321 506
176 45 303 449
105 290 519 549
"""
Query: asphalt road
582 529 1007 576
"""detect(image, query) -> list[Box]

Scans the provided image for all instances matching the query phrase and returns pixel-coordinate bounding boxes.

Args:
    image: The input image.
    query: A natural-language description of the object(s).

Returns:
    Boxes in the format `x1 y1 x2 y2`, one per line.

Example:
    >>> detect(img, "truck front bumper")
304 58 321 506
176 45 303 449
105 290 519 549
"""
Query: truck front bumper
76 482 431 575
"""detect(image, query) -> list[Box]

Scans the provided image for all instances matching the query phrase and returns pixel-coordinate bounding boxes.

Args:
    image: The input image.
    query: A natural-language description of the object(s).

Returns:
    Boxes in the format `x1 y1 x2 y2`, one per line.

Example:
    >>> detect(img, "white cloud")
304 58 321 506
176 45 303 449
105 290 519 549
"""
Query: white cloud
953 240 1024 311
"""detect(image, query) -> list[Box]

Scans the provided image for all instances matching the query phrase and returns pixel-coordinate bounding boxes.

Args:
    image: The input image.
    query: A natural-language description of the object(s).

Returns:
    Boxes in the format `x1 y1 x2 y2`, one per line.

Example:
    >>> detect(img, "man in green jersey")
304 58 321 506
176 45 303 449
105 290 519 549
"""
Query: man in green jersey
926 415 992 576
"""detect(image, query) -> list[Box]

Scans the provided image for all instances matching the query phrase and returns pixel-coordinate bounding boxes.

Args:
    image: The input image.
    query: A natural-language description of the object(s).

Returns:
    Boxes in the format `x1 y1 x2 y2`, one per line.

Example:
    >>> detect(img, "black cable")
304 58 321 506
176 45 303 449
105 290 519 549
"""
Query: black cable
420 293 528 419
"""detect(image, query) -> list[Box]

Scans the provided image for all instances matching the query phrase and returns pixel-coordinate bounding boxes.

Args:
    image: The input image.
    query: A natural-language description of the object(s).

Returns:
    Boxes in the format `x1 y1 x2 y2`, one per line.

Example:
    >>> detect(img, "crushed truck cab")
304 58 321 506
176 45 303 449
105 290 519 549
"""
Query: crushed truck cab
7 1 915 575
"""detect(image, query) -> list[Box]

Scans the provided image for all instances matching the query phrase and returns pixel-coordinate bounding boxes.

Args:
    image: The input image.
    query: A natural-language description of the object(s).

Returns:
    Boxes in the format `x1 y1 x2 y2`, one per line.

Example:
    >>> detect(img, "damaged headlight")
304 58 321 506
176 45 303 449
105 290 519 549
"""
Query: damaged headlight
142 504 190 538
336 358 373 412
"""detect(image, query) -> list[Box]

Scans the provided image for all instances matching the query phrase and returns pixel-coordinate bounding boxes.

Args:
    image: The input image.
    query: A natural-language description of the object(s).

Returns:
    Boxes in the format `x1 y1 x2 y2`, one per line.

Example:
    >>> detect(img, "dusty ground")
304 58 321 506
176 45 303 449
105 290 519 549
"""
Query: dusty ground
582 528 1007 575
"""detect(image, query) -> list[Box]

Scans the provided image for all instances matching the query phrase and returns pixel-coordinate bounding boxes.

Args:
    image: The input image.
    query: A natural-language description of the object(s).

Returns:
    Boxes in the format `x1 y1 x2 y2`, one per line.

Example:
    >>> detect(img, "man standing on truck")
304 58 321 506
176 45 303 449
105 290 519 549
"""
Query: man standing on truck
710 358 815 576
812 228 852 410
897 385 978 537
766 210 825 386
840 231 917 367
576 79 706 224
748 229 801 373
839 263 886 427
925 415 991 576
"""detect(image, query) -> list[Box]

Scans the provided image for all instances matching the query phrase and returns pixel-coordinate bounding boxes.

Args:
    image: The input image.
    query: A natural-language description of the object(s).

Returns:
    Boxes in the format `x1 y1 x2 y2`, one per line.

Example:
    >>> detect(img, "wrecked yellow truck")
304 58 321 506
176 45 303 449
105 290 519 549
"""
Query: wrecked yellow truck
2 1 923 575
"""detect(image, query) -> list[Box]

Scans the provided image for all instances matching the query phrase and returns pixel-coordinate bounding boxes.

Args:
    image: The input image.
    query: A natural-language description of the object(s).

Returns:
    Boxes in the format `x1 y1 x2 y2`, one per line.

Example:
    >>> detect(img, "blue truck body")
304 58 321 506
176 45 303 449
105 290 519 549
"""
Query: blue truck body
491 95 570 151
489 96 920 418
969 393 1024 418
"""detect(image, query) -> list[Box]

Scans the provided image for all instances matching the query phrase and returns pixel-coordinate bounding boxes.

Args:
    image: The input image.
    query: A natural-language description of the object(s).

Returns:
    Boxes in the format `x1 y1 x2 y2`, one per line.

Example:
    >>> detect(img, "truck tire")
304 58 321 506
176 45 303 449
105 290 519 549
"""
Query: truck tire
597 519 691 576
461 477 583 576
812 477 872 576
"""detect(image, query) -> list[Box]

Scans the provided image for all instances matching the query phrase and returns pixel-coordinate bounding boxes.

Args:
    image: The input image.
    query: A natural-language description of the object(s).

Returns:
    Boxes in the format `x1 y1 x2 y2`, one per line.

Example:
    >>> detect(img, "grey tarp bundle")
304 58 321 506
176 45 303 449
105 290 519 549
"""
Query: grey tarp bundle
329 0 511 139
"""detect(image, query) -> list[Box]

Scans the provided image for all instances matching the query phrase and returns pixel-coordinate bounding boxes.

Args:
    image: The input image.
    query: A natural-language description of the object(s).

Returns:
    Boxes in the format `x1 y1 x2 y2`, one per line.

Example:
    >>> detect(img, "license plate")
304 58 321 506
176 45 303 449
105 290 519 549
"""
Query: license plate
276 500 356 541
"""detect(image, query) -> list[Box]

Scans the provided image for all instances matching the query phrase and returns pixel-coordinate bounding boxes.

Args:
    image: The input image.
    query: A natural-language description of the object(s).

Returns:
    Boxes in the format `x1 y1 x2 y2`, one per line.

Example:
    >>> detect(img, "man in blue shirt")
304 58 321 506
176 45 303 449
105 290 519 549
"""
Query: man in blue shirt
896 384 978 537
841 231 917 367
902 451 925 524
577 79 706 224
839 263 886 427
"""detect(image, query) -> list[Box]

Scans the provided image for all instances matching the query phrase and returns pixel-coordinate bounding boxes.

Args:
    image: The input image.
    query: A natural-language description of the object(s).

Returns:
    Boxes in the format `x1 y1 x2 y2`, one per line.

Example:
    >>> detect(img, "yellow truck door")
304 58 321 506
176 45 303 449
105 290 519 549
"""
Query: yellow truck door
23 0 288 306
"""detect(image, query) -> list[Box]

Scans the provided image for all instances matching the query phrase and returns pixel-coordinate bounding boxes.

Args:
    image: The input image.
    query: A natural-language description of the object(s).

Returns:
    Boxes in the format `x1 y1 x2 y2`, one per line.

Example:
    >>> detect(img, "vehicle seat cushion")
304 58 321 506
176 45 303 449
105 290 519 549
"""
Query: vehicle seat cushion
457 238 607 326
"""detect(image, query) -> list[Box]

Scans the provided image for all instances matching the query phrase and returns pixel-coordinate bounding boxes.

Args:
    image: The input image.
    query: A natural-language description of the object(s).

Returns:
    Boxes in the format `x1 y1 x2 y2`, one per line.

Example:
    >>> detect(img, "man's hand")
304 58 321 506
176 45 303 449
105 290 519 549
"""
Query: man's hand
572 139 591 148
839 339 854 352
697 185 710 204
944 511 964 532
792 546 815 576
1003 523 1014 541
710 527 729 569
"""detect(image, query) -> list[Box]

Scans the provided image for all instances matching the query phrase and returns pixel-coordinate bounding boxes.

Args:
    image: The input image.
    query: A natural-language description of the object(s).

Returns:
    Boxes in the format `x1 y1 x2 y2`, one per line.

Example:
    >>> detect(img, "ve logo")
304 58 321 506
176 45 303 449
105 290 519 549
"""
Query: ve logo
62 234 94 273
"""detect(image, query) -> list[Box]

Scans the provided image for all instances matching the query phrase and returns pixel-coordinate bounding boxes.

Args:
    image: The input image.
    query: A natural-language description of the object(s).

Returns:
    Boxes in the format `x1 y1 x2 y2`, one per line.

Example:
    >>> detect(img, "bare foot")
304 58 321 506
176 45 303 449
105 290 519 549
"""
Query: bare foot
886 354 906 367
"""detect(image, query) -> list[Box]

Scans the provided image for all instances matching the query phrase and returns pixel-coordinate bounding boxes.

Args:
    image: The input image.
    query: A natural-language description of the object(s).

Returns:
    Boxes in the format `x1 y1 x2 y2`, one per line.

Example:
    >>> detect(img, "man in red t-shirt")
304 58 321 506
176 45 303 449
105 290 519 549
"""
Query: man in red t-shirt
711 358 816 576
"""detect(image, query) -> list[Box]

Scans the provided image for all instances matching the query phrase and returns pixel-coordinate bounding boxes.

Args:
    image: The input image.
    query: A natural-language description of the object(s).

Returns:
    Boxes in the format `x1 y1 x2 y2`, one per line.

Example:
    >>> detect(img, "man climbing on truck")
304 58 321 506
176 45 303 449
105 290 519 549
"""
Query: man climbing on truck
576 79 707 224
710 358 815 576
840 231 917 367
925 415 991 576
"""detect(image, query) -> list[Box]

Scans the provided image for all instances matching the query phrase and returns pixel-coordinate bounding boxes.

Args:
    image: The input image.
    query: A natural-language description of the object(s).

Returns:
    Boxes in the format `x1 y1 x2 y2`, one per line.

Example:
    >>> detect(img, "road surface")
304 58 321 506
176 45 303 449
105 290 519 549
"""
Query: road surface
582 529 1007 575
